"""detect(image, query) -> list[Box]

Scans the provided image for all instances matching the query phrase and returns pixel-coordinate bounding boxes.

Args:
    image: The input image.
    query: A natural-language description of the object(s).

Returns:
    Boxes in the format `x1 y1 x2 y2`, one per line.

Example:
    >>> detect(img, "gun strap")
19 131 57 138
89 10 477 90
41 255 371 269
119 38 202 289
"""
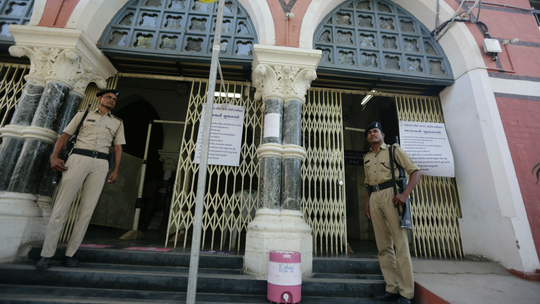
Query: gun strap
389 145 406 219
72 104 92 139
389 145 398 196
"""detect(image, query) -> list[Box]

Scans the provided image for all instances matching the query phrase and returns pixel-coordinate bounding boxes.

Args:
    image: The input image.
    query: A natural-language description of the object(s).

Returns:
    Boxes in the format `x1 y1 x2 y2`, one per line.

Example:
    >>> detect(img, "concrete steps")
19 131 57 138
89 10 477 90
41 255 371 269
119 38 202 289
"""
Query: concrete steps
0 246 385 303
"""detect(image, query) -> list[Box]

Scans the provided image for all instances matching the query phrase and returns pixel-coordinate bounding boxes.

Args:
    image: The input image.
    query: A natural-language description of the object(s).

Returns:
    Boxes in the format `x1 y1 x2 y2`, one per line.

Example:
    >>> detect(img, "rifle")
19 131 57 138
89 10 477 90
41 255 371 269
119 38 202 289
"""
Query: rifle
389 137 412 230
52 104 91 186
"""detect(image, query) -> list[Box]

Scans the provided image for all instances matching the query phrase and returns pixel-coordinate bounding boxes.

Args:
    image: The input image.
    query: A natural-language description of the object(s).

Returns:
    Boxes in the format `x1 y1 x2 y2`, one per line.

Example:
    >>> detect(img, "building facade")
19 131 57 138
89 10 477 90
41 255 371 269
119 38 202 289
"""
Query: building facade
0 0 539 278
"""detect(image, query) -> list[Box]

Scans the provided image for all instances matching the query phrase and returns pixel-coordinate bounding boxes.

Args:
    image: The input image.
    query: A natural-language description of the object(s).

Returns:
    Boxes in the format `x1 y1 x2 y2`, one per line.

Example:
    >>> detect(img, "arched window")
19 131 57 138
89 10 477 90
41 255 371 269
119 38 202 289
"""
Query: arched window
98 0 257 62
0 0 34 43
314 0 453 85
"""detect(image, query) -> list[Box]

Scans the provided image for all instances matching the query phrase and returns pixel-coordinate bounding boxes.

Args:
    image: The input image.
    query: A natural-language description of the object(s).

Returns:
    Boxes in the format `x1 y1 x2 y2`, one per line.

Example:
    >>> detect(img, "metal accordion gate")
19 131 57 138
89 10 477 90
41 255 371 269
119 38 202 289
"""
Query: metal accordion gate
395 95 463 258
302 88 347 255
167 85 348 255
166 79 262 251
0 63 29 129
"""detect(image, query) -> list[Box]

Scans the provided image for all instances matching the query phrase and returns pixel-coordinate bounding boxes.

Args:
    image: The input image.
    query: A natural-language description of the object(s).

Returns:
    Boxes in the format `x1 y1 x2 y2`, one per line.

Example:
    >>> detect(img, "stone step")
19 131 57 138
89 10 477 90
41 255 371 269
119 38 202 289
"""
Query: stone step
312 257 382 275
27 247 382 275
27 247 243 270
0 284 382 304
0 262 384 298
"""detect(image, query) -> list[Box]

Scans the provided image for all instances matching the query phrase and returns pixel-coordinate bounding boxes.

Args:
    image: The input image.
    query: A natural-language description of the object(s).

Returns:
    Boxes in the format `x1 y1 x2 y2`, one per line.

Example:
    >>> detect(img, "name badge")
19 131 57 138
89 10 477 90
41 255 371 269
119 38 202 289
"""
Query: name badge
86 119 96 122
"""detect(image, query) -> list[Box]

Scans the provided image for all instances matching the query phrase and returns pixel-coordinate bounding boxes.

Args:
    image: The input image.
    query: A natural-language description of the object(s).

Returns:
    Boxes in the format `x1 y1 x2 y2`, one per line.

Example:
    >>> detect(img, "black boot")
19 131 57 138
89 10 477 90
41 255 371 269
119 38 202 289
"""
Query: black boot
374 292 400 302
35 257 52 270
396 296 413 304
62 256 79 268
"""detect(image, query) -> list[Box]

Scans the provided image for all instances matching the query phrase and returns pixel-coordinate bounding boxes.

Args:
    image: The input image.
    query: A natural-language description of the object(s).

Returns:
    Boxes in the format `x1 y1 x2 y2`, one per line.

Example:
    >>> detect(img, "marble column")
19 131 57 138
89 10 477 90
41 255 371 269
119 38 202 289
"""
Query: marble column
244 45 321 278
0 25 116 263
282 98 304 211
7 81 71 195
258 95 283 210
0 77 45 192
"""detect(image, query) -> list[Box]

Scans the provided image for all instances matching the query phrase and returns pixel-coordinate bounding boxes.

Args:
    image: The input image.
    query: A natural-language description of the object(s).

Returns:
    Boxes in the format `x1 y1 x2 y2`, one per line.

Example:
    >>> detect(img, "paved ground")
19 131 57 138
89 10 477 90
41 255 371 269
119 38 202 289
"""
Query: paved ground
413 259 540 304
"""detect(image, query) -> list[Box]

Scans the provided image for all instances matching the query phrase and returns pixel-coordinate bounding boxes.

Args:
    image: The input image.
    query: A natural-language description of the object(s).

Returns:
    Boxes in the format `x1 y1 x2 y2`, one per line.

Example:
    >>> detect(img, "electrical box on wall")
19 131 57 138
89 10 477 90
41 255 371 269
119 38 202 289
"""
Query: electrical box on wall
483 38 502 53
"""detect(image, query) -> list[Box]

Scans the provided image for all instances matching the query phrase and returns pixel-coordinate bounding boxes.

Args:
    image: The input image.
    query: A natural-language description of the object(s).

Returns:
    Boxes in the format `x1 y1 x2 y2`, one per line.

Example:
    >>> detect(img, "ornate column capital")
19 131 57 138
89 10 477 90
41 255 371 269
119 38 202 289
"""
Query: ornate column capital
9 45 108 95
252 45 321 103
158 150 180 171
8 25 116 93
253 65 317 103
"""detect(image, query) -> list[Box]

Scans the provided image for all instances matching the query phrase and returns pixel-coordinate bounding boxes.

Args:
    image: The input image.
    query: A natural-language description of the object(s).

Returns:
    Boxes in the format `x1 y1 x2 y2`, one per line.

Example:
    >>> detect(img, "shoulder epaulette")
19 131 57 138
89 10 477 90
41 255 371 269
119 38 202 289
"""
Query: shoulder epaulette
111 114 123 122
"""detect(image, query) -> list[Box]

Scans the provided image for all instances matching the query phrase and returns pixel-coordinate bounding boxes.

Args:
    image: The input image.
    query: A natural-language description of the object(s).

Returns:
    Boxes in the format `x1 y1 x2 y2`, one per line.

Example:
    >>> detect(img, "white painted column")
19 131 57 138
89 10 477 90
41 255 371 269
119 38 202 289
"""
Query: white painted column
440 69 540 272
244 45 321 278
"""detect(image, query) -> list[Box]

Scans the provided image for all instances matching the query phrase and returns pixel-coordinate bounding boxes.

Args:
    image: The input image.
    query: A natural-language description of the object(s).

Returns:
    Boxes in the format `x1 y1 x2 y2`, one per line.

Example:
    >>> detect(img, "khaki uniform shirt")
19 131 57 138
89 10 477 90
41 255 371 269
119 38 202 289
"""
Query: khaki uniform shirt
63 109 126 153
364 142 419 186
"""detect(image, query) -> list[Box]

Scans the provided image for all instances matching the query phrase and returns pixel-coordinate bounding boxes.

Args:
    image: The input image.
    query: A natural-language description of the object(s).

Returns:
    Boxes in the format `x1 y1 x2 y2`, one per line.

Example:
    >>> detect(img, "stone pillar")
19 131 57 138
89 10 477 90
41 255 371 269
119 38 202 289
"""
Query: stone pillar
0 25 116 263
244 45 321 278
0 77 45 192
7 80 71 195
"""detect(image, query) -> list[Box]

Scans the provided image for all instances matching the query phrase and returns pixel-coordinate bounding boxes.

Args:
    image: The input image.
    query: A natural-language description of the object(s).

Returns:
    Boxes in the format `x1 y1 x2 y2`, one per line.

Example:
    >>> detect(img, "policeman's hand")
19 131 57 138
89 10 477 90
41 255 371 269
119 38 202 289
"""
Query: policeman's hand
364 203 371 219
392 193 407 206
108 171 118 183
51 157 67 172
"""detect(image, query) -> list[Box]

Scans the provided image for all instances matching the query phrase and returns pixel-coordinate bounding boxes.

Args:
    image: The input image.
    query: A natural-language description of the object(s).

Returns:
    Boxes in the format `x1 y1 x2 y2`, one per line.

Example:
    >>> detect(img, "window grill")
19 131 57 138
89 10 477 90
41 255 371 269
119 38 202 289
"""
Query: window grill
314 0 454 85
0 0 34 43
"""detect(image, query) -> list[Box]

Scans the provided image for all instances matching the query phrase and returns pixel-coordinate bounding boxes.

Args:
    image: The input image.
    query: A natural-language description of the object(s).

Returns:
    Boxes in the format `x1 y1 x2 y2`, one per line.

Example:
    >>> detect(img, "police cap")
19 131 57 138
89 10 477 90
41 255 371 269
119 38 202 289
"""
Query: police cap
365 122 383 137
96 89 119 97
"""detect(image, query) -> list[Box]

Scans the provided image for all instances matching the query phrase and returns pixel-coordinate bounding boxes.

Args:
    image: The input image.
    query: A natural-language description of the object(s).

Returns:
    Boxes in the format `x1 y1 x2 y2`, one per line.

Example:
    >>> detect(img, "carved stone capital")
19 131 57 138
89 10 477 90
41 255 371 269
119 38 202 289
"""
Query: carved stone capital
71 56 108 97
8 25 116 94
253 64 317 103
10 45 108 94
158 150 179 171
252 45 321 103
253 64 284 101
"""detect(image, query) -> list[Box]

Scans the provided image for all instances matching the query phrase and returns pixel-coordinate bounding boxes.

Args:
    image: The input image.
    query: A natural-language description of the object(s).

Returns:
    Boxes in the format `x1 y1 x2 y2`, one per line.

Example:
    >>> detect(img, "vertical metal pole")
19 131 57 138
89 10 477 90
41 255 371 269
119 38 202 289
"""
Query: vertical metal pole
186 0 225 303
134 122 153 232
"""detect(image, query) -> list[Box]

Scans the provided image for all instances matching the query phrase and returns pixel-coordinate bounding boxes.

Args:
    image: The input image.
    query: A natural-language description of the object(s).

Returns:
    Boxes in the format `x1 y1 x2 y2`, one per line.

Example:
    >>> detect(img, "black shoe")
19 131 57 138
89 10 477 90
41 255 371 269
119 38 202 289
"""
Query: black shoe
62 256 79 268
374 292 401 302
35 257 52 270
396 296 412 304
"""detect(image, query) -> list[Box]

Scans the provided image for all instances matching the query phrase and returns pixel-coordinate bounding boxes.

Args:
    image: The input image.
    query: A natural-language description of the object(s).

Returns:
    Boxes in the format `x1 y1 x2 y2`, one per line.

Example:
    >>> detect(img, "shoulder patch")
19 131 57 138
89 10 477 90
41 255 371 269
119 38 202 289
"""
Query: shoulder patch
111 114 122 122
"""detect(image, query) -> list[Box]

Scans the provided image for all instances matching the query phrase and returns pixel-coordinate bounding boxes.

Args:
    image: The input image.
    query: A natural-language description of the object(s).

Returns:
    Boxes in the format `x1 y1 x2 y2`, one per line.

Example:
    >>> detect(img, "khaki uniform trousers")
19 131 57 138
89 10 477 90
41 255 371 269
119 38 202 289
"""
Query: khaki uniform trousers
370 188 414 299
41 154 109 258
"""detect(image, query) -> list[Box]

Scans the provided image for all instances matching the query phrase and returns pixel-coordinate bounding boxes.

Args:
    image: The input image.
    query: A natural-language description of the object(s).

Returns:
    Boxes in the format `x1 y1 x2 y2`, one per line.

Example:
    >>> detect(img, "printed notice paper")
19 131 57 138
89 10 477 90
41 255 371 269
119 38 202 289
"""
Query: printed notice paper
399 121 455 177
194 103 245 167
264 113 281 139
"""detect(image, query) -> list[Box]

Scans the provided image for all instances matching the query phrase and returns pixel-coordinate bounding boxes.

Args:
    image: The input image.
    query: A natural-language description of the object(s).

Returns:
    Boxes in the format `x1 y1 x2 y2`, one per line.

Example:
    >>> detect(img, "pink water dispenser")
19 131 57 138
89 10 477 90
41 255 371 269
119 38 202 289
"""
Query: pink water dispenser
267 250 302 304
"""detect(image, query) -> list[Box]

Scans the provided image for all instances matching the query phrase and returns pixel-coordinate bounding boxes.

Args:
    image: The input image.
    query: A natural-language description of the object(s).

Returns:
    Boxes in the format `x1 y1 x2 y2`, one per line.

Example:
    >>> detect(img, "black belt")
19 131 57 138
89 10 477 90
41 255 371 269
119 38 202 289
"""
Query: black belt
72 148 108 160
366 181 395 193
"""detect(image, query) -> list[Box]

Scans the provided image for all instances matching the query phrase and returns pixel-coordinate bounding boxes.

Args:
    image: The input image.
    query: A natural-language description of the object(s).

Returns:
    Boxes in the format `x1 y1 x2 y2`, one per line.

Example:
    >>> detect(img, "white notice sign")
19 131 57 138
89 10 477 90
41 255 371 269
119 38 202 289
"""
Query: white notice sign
264 113 281 138
194 103 245 167
399 121 455 177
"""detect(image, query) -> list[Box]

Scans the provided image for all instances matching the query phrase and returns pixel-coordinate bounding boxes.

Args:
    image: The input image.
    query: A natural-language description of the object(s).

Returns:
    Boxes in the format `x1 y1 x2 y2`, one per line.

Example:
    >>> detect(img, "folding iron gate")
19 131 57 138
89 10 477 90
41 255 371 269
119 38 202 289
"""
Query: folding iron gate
395 95 463 258
302 88 347 255
0 63 28 128
167 79 262 251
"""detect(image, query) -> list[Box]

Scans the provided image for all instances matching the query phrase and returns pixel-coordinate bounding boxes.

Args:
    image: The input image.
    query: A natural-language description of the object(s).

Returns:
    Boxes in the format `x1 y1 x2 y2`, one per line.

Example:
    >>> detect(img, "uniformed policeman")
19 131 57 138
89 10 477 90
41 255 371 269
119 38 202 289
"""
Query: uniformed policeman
363 122 421 304
36 89 126 270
